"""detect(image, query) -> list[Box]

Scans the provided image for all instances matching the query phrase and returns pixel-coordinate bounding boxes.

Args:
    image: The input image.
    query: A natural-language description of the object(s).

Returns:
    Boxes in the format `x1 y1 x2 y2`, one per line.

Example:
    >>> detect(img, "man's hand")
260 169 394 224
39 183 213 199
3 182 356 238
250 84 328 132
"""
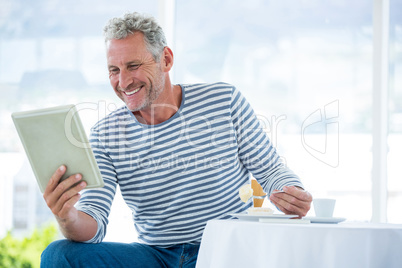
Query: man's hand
43 165 86 224
269 186 312 217
42 165 97 241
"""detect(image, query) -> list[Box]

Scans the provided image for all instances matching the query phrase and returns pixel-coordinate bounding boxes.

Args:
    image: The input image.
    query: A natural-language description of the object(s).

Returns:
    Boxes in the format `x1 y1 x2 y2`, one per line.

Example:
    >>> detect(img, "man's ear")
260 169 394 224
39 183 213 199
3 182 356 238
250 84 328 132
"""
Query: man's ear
161 46 174 72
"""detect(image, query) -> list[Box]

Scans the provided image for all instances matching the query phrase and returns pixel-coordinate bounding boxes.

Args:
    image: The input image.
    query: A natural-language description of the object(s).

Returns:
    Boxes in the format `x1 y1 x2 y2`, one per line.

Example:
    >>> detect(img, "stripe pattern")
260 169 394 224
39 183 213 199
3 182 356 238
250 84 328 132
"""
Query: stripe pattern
76 82 303 245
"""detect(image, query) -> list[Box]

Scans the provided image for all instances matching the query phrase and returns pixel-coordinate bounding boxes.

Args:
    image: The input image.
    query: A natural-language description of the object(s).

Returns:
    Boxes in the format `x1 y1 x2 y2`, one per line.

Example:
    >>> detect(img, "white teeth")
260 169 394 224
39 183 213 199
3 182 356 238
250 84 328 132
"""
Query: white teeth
125 87 141 96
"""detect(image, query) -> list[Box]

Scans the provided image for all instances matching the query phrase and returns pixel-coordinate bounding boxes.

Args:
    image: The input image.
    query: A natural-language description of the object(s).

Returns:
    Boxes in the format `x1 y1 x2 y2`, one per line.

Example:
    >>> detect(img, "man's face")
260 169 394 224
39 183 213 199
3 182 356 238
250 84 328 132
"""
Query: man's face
106 32 165 112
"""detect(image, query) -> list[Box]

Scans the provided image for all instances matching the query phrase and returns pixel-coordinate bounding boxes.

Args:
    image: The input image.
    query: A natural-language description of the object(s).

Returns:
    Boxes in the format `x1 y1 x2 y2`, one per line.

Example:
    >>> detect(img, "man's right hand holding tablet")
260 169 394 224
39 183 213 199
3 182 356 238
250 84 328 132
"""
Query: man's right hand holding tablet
43 165 97 242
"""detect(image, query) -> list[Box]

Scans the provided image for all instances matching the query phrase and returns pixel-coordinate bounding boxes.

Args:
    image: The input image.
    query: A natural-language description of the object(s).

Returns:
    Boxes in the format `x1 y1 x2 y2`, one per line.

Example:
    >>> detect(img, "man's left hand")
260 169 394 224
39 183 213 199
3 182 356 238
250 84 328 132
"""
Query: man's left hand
269 186 312 217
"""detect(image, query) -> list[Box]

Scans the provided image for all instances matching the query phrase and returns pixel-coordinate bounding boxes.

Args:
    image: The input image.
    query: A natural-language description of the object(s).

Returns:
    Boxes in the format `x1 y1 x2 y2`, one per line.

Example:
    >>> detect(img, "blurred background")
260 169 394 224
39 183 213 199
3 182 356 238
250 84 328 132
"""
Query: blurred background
0 0 401 245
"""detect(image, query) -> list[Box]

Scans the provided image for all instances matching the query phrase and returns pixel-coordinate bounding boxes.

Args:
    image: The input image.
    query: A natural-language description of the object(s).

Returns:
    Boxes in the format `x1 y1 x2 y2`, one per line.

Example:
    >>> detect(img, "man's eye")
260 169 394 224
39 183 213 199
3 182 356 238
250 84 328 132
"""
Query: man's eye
129 64 141 70
109 68 119 74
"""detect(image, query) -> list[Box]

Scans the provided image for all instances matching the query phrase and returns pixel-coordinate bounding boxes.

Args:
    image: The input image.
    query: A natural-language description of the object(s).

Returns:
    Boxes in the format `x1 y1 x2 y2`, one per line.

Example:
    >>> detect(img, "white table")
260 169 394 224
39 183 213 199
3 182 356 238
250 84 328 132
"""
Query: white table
196 219 402 268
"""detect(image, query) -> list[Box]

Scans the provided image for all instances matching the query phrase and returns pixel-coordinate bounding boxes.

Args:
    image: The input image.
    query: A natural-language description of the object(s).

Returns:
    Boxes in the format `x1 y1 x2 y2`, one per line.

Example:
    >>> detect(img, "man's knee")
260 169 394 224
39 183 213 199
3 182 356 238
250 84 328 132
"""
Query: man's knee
41 240 167 268
42 240 79 266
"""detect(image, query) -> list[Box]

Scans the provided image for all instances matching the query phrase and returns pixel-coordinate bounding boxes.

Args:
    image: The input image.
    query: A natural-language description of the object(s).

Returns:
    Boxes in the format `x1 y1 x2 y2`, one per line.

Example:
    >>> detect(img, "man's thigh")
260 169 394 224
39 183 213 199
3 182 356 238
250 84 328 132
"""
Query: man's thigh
41 239 167 268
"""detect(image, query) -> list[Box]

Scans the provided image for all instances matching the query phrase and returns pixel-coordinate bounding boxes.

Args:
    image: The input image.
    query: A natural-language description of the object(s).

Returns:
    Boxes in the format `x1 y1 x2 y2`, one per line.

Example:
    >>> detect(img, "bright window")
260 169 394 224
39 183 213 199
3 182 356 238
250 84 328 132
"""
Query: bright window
388 0 402 223
0 0 400 244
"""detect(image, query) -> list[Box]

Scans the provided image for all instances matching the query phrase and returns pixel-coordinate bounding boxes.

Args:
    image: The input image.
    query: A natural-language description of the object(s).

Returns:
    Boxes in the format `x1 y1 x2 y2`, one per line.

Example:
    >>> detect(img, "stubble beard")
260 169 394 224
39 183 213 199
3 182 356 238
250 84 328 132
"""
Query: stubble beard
128 67 165 112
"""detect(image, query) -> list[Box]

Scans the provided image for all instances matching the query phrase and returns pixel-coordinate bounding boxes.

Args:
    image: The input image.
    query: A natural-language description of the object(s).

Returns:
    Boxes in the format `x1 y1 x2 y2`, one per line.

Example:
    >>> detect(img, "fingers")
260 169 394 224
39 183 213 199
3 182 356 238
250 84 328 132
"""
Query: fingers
269 186 312 217
55 191 82 221
283 186 312 202
43 165 87 219
53 173 83 198
51 180 87 216
274 202 296 217
44 165 67 195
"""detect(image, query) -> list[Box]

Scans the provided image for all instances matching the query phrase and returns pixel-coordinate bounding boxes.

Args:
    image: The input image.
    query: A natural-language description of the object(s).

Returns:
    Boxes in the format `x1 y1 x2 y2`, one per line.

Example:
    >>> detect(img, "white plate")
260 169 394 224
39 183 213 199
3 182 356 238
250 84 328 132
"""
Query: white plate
230 213 299 221
302 216 346 224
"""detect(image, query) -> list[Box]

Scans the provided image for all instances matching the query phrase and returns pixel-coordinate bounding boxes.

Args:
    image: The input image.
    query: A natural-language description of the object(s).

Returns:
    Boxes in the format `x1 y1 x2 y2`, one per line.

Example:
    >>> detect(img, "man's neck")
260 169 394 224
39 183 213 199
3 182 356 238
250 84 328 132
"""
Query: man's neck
134 84 182 125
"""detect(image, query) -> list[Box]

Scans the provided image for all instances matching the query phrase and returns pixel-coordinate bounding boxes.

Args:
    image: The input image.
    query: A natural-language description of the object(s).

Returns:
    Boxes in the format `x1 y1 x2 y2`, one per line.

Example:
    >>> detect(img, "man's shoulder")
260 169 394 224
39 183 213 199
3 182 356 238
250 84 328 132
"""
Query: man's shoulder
91 105 128 132
183 81 235 90
183 82 236 97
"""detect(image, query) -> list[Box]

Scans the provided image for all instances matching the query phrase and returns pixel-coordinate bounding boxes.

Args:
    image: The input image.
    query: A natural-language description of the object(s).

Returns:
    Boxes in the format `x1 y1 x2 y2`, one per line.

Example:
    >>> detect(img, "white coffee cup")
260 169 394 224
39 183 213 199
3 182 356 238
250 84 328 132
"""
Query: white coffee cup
313 198 336 217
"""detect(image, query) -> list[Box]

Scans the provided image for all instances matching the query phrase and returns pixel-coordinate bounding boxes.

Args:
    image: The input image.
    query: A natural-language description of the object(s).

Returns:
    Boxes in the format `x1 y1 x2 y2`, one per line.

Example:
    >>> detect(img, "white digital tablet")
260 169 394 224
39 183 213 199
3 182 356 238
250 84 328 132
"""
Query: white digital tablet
11 104 104 193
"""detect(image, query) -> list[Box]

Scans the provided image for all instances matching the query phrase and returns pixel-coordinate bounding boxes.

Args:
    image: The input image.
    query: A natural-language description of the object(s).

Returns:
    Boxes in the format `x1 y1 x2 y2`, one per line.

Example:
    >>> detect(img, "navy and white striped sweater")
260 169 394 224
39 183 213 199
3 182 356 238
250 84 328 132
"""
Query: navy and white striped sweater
76 82 303 245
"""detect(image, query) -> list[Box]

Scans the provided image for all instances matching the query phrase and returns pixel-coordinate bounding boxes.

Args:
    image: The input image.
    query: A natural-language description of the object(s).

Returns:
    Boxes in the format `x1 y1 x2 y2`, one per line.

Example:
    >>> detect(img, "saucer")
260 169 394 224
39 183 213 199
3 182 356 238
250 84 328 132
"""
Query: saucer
302 216 346 224
230 213 298 222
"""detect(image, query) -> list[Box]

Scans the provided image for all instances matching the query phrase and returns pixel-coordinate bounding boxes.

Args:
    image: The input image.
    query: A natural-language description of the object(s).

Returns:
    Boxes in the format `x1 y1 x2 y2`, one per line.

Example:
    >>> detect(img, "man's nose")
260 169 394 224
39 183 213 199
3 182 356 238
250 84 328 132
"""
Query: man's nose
119 69 133 89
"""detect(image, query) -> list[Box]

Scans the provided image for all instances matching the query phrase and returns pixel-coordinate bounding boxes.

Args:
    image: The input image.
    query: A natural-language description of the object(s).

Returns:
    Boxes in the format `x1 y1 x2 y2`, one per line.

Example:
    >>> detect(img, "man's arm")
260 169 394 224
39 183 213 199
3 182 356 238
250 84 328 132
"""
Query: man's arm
43 165 98 242
229 86 312 216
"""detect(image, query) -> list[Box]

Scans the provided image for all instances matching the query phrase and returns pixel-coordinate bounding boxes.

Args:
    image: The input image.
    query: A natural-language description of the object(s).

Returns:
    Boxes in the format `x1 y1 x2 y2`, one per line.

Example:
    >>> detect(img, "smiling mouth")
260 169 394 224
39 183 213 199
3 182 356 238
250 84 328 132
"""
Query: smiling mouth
124 86 142 96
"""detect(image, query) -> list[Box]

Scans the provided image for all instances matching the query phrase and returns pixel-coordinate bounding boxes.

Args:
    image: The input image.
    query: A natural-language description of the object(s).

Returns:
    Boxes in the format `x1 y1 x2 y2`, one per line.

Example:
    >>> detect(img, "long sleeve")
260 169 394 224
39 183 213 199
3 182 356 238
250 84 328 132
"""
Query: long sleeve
75 127 118 243
229 86 303 195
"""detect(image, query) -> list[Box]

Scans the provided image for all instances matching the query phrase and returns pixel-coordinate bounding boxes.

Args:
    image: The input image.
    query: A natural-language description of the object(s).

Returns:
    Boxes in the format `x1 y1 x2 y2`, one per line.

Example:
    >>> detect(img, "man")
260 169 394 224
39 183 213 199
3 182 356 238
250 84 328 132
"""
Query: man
41 12 312 267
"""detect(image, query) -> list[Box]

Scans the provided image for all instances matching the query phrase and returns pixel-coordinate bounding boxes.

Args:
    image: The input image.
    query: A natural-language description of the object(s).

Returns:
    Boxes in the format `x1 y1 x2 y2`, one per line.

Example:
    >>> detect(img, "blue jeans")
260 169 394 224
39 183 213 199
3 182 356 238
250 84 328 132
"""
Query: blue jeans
41 239 199 268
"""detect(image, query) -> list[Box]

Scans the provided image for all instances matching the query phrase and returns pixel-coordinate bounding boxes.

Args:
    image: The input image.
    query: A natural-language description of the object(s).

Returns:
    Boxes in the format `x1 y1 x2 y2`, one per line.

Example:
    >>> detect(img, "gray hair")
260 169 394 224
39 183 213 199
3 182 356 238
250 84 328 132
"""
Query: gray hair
103 12 167 62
